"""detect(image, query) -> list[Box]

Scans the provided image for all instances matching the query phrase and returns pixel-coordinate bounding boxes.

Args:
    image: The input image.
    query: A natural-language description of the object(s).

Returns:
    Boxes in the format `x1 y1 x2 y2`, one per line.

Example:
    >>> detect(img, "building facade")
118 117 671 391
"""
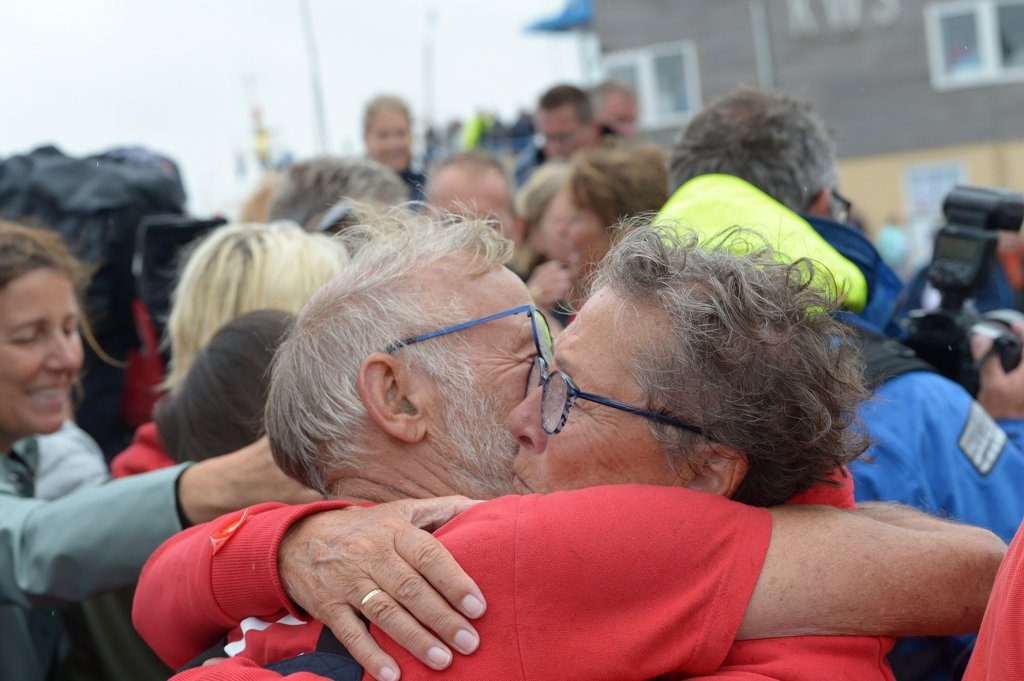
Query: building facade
592 0 1024 234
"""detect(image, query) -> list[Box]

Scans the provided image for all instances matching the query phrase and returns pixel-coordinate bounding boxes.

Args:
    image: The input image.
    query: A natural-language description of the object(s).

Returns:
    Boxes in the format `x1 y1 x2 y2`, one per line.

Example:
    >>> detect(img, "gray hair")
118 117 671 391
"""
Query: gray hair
265 212 514 495
589 79 636 112
667 87 838 213
425 150 512 212
268 156 408 231
592 221 869 507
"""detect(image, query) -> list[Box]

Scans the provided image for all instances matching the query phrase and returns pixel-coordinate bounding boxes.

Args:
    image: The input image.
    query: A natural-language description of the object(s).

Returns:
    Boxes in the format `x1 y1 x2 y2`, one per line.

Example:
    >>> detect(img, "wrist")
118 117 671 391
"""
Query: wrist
276 504 356 615
177 454 239 525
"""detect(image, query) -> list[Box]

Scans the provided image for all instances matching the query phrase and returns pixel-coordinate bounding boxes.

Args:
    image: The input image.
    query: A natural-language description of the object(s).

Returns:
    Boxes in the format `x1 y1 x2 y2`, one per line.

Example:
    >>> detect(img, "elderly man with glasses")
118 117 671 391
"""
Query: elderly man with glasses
135 217 1004 681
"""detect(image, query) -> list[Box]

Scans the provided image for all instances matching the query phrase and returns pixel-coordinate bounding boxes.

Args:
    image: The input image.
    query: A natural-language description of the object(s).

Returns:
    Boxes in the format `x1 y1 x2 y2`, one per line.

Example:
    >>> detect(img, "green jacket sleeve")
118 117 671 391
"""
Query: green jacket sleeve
0 463 187 607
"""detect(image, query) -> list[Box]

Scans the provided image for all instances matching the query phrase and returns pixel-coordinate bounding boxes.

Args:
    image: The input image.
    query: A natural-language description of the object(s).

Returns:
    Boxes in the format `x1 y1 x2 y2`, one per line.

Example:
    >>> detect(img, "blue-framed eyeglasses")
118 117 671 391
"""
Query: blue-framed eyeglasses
387 304 554 396
528 359 709 437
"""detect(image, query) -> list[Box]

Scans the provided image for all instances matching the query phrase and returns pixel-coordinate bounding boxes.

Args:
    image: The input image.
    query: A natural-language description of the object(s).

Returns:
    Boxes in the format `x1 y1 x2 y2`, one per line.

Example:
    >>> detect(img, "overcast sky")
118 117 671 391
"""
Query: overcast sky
1 0 585 214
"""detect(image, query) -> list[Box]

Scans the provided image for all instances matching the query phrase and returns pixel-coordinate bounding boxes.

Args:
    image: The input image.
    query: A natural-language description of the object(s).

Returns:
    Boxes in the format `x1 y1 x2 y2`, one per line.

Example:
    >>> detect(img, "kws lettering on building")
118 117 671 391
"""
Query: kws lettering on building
787 0 902 35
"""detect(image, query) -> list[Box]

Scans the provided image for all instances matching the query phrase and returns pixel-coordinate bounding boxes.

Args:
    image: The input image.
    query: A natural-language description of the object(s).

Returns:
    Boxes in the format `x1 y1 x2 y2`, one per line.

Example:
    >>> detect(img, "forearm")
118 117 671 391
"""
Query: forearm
0 464 185 607
134 500 351 668
176 439 322 526
738 504 1006 640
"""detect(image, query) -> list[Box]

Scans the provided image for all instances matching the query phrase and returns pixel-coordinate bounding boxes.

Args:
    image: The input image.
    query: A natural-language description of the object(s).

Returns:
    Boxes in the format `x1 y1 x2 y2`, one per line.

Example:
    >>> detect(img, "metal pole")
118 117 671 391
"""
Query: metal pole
299 0 329 153
750 0 776 89
423 7 437 128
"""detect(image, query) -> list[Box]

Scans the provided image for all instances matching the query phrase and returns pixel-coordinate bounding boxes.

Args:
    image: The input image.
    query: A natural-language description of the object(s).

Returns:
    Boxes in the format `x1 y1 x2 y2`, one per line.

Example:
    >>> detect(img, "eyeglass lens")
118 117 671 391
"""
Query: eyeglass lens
541 371 570 434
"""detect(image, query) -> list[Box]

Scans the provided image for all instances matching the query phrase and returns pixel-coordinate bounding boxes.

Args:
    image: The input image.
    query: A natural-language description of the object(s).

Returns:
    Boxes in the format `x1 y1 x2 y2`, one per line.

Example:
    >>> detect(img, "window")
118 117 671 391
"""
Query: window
601 41 701 128
926 0 1024 88
999 2 1024 65
903 161 966 218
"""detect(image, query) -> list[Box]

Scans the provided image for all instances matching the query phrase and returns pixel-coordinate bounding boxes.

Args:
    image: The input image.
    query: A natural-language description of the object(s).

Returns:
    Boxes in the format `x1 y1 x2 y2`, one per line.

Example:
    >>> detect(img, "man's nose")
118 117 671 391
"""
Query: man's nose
509 385 548 454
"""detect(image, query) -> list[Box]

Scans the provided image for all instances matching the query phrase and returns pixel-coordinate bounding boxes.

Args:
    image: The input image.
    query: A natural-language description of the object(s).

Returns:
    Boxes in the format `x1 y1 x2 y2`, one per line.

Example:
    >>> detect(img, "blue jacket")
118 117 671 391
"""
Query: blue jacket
801 213 1024 544
808 214 1024 681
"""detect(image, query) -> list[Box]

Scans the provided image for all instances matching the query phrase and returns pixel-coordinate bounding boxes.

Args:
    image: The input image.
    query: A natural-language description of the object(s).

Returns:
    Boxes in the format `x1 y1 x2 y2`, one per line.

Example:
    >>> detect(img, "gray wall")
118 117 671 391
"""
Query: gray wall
592 0 1024 157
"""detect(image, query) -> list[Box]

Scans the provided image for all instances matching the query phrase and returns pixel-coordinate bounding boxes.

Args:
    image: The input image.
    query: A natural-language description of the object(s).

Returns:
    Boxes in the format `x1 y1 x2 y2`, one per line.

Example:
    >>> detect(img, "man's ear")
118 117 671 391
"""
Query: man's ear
686 443 748 498
806 187 832 218
357 352 430 444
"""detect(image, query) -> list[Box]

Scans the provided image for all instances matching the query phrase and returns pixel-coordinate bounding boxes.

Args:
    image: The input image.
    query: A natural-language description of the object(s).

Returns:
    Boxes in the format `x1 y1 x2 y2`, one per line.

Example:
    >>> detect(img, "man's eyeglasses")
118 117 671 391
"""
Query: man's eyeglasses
527 358 709 437
387 304 554 396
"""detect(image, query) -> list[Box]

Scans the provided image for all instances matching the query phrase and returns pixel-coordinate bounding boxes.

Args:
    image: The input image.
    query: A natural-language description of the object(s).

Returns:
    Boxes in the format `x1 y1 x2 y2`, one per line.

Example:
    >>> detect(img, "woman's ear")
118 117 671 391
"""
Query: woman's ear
357 352 430 444
686 443 748 498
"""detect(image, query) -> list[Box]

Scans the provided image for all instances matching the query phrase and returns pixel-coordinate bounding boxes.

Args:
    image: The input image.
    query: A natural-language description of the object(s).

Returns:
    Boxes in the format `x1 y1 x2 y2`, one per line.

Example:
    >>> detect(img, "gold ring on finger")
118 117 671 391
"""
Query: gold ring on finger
360 588 385 608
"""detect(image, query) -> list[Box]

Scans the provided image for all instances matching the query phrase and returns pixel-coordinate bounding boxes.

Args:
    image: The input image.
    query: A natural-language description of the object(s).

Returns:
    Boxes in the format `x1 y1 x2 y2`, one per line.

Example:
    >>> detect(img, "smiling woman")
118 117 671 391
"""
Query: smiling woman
0 222 85 455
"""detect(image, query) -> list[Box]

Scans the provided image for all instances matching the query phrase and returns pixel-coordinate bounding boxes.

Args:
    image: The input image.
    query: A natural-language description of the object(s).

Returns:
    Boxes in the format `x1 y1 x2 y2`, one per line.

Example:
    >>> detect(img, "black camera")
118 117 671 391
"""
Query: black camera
903 186 1024 396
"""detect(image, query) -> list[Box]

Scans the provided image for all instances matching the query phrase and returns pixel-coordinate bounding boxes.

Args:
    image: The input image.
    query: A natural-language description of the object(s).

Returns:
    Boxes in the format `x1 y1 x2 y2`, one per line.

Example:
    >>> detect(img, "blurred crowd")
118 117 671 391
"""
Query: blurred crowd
0 79 1022 681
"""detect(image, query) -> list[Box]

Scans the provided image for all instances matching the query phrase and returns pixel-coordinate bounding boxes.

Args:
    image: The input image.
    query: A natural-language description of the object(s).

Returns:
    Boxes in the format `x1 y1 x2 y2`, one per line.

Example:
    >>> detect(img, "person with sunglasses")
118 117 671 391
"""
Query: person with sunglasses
136 217 1004 681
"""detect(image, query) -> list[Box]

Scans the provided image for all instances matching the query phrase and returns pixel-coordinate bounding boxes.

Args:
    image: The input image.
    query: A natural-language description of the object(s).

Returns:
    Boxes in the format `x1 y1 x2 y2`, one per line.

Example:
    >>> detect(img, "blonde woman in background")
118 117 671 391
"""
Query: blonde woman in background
112 221 349 476
512 162 575 321
514 161 574 270
162 222 349 392
364 95 427 201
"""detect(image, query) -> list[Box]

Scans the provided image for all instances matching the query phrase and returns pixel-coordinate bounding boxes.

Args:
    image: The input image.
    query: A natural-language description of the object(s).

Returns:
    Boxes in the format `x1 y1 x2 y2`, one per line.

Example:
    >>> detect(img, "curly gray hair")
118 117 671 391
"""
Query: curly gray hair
668 87 838 213
592 222 869 506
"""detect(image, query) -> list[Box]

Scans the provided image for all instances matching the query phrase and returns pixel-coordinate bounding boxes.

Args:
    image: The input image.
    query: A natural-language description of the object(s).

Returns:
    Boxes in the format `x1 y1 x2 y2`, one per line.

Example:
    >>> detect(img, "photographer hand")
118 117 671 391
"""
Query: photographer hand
971 320 1024 419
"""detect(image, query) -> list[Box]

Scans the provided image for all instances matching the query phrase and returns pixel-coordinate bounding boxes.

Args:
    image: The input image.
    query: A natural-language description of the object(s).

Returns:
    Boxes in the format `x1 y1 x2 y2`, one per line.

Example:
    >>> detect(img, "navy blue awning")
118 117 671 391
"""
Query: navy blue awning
525 0 592 33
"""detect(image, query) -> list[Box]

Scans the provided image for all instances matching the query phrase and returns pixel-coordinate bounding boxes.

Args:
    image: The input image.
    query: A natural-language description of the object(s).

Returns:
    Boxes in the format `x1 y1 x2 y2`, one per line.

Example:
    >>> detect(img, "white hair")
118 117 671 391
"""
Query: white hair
266 212 514 494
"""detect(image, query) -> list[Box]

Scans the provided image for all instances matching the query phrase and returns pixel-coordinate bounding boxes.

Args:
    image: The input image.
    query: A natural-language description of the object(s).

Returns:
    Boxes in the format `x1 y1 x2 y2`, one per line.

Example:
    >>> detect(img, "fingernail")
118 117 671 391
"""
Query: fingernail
454 628 479 654
461 594 485 618
426 646 452 669
378 667 398 681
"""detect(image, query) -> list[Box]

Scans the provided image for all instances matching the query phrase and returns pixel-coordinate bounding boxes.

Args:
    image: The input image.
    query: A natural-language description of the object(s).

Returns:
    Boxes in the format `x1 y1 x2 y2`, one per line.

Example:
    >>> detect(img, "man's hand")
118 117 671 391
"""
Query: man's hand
178 437 322 525
279 496 485 681
526 260 572 310
972 320 1024 419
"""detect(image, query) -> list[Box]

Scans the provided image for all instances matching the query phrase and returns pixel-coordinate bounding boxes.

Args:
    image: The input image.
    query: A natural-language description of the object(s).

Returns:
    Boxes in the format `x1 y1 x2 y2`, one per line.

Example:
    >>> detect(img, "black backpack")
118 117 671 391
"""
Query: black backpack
0 146 186 455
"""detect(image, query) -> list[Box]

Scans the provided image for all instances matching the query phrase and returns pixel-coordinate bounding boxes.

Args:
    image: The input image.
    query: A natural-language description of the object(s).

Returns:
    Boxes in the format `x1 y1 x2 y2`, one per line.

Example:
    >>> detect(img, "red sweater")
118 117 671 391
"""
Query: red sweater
963 519 1024 680
110 421 176 478
138 486 770 680
136 481 893 681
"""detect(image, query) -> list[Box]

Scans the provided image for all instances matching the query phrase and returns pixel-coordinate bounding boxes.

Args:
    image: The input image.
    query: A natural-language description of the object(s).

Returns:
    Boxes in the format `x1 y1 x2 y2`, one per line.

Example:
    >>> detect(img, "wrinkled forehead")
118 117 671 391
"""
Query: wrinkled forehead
555 288 665 387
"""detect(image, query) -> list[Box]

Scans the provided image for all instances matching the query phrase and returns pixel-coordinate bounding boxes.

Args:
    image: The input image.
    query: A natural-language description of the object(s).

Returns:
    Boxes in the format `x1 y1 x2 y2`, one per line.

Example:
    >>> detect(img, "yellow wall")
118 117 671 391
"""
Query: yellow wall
839 139 1024 236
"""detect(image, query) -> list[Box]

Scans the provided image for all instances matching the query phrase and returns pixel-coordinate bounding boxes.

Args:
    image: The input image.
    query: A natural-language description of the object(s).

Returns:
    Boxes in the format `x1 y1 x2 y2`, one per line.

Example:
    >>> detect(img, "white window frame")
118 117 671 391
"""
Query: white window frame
926 0 1024 89
601 40 702 129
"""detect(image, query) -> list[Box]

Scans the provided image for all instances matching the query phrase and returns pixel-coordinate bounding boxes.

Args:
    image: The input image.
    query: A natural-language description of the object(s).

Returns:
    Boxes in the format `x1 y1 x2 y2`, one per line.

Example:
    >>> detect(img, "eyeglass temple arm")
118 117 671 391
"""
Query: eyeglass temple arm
386 305 536 353
574 390 707 437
